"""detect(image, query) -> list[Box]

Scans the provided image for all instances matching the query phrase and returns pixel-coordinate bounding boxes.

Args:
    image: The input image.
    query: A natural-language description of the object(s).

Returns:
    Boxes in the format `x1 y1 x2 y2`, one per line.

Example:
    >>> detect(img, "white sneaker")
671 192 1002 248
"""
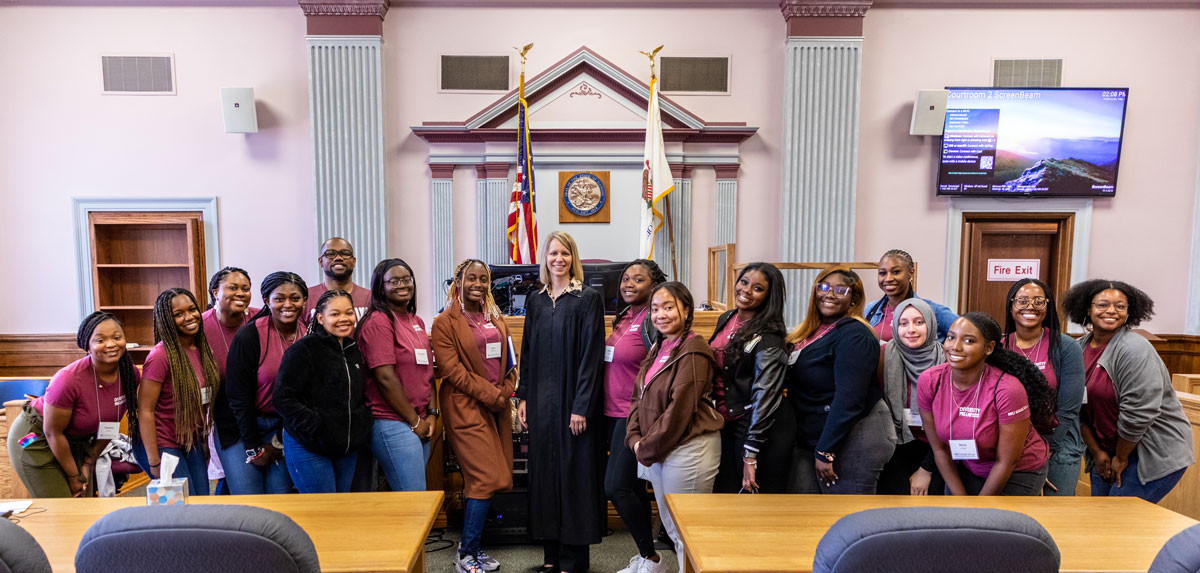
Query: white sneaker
616 555 645 573
641 555 669 573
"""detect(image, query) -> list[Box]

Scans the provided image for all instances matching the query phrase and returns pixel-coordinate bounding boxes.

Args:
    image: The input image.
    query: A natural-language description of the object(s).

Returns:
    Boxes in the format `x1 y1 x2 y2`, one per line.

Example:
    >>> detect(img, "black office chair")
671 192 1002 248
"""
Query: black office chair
1150 523 1200 573
75 505 320 573
813 507 1060 573
0 518 52 573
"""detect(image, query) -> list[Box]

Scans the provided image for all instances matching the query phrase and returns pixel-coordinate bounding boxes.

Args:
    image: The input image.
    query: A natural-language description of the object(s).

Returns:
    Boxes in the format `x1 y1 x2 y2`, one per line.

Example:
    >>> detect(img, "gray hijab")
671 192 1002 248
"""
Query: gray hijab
882 298 946 443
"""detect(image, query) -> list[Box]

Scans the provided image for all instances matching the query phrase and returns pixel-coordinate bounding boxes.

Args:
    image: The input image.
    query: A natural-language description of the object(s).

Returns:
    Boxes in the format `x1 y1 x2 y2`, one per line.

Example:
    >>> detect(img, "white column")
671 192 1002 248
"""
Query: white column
307 36 387 275
780 37 863 325
475 163 512 265
431 166 455 301
715 164 739 246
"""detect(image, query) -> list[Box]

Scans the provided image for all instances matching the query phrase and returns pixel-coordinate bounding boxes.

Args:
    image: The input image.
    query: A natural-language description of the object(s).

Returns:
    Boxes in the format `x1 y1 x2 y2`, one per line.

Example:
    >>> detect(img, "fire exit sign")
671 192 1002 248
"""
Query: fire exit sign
987 259 1040 281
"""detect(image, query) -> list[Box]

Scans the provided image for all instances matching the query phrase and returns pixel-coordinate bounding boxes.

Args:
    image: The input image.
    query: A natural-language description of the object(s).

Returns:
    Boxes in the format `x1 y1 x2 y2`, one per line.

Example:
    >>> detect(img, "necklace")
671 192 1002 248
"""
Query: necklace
273 320 301 354
215 309 249 353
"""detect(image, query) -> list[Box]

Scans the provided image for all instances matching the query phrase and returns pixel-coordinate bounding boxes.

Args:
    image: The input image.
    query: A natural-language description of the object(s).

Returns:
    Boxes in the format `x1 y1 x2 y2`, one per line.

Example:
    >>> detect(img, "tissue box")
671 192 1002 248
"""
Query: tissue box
146 478 188 506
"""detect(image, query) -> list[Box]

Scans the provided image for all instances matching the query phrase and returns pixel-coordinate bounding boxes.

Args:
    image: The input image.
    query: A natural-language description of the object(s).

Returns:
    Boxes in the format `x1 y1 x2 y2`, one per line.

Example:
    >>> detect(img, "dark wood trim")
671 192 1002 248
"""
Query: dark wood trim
0 334 83 378
1152 334 1200 378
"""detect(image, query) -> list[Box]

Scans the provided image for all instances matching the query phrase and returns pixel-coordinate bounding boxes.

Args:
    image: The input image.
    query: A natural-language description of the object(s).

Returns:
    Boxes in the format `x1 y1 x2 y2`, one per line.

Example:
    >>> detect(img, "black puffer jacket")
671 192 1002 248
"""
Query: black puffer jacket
273 329 373 458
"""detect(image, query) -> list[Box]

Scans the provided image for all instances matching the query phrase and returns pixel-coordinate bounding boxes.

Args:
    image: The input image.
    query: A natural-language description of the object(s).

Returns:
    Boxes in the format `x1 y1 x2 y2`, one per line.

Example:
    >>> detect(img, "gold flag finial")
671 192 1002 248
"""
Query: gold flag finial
639 45 664 80
515 43 534 63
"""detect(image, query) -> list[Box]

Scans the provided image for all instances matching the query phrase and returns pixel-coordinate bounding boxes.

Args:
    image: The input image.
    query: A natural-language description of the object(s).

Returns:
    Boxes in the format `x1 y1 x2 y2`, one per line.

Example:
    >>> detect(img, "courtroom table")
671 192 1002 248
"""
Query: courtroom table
665 494 1197 573
13 491 443 572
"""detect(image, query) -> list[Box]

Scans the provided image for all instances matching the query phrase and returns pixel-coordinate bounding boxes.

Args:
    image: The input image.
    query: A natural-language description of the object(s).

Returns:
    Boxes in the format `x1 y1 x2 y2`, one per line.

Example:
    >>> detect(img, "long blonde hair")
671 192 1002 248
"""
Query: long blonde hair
786 266 875 344
538 230 585 285
445 259 503 320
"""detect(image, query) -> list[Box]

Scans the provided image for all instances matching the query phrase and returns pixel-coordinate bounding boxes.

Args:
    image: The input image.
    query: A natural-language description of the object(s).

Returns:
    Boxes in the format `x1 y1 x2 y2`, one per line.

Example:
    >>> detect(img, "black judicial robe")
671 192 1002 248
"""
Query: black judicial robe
516 283 607 545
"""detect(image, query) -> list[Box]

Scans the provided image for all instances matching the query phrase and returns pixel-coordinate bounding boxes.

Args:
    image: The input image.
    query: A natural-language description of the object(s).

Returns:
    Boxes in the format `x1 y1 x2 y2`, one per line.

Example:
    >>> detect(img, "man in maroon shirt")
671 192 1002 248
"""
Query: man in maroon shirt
305 237 372 320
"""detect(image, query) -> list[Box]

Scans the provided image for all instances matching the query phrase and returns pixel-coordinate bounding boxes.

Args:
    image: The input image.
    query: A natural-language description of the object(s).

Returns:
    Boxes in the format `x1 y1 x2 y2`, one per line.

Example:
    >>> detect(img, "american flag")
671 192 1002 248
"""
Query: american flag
506 72 537 264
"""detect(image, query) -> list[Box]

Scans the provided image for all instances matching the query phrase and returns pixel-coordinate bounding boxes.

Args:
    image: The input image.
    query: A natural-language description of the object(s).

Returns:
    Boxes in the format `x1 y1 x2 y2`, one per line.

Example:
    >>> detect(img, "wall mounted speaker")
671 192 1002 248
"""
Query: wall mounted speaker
909 89 949 136
221 87 258 134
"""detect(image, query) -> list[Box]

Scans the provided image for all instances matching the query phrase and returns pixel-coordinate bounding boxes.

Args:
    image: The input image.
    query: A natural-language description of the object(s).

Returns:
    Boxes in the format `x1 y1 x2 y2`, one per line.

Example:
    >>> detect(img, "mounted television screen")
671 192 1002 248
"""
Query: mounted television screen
936 87 1129 197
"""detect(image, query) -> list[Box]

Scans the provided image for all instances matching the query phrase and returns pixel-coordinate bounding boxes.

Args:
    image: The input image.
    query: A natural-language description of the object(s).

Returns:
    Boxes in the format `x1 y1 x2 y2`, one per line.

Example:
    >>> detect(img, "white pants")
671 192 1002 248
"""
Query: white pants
639 431 721 572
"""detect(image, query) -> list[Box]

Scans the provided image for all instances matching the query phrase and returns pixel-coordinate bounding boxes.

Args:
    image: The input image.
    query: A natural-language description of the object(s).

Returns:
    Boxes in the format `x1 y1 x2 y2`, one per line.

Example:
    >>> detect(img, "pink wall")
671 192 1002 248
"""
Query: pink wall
857 7 1200 333
0 5 314 334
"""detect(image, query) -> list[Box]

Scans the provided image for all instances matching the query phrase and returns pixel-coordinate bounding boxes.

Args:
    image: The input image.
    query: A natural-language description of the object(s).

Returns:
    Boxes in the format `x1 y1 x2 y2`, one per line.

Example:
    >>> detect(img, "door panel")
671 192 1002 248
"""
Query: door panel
959 213 1073 328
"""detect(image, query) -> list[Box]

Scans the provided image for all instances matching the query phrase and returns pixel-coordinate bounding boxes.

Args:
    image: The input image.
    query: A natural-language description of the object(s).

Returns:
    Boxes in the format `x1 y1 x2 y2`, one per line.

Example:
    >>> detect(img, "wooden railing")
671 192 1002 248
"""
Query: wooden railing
707 244 736 311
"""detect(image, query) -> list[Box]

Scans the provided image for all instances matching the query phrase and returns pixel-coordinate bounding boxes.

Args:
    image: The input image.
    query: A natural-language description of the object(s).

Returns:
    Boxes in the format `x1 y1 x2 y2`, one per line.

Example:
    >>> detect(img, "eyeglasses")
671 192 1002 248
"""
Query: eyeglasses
1092 301 1128 312
1013 296 1049 310
816 282 851 296
322 249 354 260
385 277 414 287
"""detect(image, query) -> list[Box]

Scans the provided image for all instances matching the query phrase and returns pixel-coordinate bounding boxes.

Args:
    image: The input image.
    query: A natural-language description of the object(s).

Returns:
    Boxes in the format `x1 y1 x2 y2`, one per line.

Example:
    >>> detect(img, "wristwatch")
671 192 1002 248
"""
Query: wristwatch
427 408 440 417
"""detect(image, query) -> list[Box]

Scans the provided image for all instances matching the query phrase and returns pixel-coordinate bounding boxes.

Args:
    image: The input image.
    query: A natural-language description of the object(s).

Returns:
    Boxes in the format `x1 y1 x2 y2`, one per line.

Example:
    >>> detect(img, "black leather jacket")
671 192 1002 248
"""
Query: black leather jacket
708 310 788 457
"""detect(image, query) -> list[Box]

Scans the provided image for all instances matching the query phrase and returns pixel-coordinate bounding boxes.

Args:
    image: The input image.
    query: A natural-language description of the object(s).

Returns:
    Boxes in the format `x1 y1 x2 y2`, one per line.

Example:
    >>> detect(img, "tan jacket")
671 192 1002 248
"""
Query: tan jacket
431 304 517 499
626 333 723 465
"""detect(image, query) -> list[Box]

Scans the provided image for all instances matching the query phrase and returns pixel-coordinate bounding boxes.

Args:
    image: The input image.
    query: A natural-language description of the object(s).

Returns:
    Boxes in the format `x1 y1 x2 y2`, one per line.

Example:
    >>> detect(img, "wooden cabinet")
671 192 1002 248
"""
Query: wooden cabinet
88 212 207 359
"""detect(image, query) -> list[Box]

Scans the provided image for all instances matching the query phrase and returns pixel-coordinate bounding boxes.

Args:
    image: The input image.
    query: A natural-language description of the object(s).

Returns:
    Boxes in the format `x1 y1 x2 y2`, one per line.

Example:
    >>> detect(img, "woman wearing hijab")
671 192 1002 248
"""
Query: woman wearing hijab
877 299 946 495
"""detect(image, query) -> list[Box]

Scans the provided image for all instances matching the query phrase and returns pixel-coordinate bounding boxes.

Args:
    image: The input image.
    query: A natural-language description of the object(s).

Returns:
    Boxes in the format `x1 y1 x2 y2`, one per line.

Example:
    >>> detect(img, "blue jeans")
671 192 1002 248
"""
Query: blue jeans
460 497 492 556
214 418 293 495
370 418 431 492
283 431 358 493
132 439 210 496
1090 453 1186 503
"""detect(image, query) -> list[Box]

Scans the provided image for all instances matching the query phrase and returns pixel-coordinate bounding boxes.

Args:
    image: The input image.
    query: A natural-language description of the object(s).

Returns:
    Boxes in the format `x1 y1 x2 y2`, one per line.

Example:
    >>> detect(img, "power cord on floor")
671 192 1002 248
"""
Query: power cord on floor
425 527 455 553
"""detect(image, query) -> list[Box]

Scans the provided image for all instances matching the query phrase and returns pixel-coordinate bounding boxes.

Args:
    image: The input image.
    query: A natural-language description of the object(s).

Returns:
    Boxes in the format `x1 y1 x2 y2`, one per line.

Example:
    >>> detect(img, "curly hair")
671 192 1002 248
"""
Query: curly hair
959 312 1057 434
1060 279 1154 328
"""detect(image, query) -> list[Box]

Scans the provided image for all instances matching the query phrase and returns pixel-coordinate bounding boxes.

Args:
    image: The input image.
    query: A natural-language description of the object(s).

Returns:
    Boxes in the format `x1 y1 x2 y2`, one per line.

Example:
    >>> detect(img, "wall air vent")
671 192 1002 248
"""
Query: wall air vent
660 56 730 94
102 55 176 95
440 55 509 92
992 59 1062 88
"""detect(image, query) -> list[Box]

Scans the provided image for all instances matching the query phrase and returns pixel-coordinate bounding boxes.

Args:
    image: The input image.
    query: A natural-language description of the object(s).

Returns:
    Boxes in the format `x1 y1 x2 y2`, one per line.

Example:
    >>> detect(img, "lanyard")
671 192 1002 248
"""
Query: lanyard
216 310 249 354
948 369 986 443
91 358 116 425
614 306 649 346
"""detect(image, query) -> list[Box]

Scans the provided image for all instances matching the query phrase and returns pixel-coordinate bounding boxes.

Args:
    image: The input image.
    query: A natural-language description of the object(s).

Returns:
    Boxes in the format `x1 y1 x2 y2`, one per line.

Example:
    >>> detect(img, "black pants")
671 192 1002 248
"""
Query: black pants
956 463 1048 496
544 541 589 572
603 416 655 558
878 439 945 496
713 400 797 493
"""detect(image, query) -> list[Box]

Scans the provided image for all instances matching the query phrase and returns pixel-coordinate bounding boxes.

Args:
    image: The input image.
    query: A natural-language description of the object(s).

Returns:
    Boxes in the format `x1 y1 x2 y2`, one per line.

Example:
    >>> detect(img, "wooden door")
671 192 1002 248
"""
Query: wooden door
959 213 1073 325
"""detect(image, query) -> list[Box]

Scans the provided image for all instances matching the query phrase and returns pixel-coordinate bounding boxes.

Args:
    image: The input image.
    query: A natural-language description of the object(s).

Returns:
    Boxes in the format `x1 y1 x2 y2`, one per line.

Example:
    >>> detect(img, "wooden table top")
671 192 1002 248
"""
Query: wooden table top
12 491 443 573
665 494 1198 573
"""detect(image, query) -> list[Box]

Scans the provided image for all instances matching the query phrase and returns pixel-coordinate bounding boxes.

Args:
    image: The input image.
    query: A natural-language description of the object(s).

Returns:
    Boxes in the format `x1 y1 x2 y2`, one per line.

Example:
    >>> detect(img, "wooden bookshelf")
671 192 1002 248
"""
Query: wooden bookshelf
87 212 207 361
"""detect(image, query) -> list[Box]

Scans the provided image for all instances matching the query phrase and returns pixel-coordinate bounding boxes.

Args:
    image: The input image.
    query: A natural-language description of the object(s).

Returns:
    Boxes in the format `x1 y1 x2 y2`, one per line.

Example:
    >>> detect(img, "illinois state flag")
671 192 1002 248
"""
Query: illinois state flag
506 73 537 264
639 74 674 259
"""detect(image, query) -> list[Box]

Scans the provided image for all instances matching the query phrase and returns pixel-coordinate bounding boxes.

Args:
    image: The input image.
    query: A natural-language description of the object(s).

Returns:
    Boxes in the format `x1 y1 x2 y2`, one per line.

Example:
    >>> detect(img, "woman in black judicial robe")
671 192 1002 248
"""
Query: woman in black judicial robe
516 231 607 573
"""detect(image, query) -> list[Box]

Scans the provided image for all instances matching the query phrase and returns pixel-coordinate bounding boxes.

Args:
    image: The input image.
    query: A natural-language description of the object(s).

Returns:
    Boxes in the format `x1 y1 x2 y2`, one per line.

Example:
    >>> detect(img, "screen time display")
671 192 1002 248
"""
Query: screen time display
937 88 1128 197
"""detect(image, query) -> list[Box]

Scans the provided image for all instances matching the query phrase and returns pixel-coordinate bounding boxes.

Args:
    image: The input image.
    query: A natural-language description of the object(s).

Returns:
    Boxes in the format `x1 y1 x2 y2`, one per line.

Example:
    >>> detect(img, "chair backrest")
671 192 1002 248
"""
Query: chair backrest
813 507 1060 573
0 518 52 573
1150 523 1200 573
0 380 50 404
75 505 320 573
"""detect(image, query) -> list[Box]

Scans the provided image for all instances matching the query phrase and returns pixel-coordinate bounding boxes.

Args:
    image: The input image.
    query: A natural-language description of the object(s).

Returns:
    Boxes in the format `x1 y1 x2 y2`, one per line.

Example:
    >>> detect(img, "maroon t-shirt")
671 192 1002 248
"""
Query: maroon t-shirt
305 282 372 322
202 307 257 379
917 363 1049 478
604 307 649 418
1005 333 1057 391
141 343 209 449
465 312 504 390
1082 343 1120 454
32 356 130 438
358 311 434 421
253 316 306 415
874 303 896 343
644 333 692 386
709 315 741 417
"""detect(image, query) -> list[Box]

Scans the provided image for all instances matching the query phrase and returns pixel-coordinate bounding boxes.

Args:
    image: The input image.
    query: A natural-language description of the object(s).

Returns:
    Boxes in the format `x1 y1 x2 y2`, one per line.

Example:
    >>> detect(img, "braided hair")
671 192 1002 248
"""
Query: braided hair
206 266 251 309
1002 278 1062 363
724 262 787 369
249 271 308 366
879 249 916 300
359 259 417 337
308 289 354 337
151 288 221 451
77 312 141 438
959 311 1057 435
445 259 503 320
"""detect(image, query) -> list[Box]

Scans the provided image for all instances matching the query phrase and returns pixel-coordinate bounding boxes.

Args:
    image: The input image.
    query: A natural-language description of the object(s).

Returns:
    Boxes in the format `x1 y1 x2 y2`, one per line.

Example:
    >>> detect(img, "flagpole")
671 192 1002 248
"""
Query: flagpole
665 194 679 280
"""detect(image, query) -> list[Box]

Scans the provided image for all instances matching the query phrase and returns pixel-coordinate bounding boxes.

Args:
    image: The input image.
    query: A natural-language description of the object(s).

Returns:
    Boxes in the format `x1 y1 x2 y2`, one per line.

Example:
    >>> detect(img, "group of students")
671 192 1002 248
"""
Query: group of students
6 233 1196 573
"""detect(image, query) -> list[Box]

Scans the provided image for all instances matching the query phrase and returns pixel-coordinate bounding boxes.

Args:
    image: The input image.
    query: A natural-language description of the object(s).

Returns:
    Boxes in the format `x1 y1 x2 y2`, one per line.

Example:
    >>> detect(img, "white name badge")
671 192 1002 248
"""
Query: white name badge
201 387 212 405
904 408 923 427
788 349 801 365
414 349 430 365
97 421 120 440
604 346 615 363
949 439 979 460
486 342 501 359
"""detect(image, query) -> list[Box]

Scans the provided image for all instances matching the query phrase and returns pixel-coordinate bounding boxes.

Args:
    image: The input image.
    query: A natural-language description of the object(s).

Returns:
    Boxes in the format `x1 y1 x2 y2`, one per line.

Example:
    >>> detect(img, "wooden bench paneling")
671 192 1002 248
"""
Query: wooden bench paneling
0 334 82 377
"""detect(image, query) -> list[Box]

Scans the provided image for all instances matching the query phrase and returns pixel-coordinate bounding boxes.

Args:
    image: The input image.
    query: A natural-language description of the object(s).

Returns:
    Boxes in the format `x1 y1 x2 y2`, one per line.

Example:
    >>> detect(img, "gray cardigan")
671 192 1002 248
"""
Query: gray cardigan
1048 333 1086 463
1079 328 1195 484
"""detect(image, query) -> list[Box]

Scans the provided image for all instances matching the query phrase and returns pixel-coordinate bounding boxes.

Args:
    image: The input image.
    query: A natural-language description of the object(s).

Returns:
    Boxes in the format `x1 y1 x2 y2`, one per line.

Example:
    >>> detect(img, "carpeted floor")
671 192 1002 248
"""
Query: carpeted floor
423 528 678 573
